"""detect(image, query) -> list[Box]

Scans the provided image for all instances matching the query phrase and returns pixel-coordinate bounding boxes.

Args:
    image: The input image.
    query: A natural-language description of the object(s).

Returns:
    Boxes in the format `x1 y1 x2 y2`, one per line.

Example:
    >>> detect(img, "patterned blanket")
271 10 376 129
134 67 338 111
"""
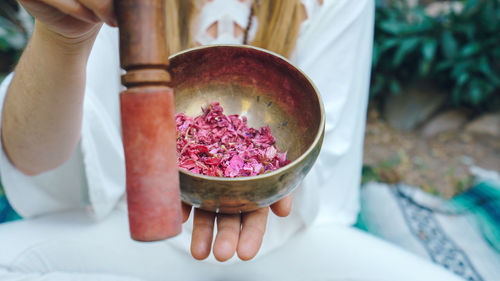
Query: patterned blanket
359 180 500 281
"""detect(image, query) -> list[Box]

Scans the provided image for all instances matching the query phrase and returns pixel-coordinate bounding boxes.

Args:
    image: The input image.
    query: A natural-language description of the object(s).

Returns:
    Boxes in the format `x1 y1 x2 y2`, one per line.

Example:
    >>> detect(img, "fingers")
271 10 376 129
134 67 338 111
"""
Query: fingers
237 207 269 261
38 0 100 24
190 194 292 262
270 194 292 217
181 203 192 223
190 209 215 260
78 0 117 26
213 214 241 262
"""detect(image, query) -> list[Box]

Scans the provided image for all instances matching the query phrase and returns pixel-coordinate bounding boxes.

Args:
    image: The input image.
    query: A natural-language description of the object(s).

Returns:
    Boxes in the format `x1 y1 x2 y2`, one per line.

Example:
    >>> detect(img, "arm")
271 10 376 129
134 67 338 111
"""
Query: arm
2 22 98 175
2 0 117 175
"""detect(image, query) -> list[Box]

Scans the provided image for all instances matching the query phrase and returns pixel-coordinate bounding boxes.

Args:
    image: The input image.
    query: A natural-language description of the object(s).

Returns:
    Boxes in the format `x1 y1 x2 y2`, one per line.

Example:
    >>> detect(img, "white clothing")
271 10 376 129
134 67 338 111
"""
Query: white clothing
0 0 465 280
195 0 258 45
0 209 464 281
1 0 370 255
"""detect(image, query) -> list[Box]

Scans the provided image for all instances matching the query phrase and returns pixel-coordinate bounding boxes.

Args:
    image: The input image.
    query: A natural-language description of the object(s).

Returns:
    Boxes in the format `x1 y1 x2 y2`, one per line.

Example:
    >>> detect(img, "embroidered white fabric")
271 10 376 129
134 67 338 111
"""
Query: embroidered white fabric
195 0 257 45
194 0 318 45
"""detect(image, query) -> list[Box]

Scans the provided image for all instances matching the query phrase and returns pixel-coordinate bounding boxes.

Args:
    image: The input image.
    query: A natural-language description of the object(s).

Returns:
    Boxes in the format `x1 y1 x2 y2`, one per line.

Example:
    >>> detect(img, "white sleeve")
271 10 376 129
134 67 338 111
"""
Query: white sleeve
0 25 125 220
79 25 126 219
292 0 375 226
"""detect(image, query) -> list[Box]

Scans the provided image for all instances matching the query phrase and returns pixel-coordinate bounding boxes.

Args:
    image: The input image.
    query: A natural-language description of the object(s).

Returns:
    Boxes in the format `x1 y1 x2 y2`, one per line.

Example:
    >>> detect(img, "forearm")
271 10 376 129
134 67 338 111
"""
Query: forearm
1 21 100 175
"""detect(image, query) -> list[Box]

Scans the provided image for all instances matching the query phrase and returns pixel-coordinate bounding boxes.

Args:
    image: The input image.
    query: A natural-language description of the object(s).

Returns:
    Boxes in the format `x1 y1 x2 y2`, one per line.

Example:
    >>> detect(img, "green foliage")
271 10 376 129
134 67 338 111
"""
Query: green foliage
0 17 26 52
0 1 31 79
361 165 381 184
372 0 500 110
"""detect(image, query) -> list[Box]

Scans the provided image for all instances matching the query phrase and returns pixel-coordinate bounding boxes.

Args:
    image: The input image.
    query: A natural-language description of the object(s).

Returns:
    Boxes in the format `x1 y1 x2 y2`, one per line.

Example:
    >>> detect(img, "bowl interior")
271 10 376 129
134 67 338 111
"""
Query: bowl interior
169 45 322 169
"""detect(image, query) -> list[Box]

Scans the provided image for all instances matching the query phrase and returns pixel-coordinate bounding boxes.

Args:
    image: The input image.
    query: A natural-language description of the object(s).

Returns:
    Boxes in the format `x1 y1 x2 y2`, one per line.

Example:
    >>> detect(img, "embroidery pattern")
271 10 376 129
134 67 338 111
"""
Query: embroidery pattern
391 186 484 281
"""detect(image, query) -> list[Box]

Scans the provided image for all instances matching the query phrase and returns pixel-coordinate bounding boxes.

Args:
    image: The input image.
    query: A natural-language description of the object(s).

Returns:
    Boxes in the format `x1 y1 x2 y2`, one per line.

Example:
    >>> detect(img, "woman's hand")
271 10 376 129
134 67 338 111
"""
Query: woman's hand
18 0 117 40
181 195 293 262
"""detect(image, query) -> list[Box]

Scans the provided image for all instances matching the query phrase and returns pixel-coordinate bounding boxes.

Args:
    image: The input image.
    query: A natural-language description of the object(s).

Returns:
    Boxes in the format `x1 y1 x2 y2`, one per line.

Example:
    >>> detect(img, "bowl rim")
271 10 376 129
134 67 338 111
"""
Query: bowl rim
169 44 326 182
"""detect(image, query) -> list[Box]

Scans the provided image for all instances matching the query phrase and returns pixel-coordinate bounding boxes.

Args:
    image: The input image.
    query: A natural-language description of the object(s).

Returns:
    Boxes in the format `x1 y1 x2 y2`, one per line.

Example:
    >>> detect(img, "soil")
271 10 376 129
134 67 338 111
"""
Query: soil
363 106 500 198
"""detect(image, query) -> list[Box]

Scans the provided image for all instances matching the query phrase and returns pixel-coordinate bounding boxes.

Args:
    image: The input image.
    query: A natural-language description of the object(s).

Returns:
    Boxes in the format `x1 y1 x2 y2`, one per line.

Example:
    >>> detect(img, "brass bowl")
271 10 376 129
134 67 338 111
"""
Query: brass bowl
169 45 325 214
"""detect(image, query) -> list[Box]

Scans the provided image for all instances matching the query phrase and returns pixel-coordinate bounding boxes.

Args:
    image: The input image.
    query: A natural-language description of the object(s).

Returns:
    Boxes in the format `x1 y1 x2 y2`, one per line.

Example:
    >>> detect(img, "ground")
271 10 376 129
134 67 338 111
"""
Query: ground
362 106 500 198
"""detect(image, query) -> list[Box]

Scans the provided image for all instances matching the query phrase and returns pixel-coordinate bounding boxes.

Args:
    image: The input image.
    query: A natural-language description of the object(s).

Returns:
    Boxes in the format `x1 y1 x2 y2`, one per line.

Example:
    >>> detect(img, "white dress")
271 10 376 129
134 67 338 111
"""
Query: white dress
0 0 465 280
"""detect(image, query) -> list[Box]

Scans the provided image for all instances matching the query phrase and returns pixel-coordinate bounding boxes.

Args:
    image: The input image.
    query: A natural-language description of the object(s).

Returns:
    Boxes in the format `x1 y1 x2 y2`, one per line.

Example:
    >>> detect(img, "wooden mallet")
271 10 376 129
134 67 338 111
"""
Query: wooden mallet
115 0 182 241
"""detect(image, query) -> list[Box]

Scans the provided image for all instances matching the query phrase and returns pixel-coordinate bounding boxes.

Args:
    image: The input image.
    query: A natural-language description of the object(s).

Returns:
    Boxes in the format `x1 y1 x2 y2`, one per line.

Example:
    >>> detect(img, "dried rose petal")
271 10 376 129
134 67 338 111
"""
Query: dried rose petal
176 102 290 177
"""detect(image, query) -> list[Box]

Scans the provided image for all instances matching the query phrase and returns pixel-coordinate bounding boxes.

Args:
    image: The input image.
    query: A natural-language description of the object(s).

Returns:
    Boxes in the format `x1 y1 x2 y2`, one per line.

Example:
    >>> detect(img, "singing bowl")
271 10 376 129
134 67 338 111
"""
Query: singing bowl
169 45 325 214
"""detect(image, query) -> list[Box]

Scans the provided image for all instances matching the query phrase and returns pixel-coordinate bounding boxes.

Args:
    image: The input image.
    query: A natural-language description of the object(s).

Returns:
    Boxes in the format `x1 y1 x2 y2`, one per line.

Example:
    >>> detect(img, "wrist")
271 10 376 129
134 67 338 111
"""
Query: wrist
34 20 101 59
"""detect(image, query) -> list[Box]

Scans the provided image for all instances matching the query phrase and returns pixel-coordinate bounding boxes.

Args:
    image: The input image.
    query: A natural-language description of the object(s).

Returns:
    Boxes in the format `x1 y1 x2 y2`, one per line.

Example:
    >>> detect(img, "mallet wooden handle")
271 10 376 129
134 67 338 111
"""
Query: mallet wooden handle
115 0 182 241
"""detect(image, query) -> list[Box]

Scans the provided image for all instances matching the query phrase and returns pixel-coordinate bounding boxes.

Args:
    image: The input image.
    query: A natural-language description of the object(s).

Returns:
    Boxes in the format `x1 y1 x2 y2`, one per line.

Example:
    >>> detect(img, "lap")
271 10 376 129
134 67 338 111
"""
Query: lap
0 210 464 281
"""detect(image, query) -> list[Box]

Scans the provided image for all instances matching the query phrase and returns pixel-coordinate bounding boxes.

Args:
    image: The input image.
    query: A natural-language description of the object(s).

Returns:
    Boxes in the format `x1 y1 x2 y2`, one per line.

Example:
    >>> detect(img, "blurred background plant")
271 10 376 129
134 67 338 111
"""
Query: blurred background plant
372 0 500 111
367 0 500 198
0 0 32 81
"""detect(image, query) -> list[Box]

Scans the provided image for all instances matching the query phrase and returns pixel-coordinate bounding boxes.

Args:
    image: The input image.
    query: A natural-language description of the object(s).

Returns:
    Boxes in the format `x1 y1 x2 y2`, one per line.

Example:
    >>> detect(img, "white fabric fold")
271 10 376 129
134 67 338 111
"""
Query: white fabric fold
293 0 374 226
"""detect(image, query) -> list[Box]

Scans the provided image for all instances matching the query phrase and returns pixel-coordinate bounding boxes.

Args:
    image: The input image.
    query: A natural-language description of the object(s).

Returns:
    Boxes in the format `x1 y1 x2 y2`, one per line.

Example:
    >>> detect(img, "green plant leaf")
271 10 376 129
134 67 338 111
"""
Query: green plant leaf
5 32 25 49
419 60 432 76
379 38 400 52
419 39 437 76
463 24 477 41
469 82 483 105
0 38 9 52
389 79 401 94
370 74 386 96
441 31 458 59
478 56 500 86
464 0 480 14
451 60 474 78
480 0 498 31
422 39 437 62
361 165 380 184
393 37 421 67
435 60 454 72
372 44 380 66
370 0 500 109
452 86 462 105
0 16 28 52
380 20 408 35
461 42 482 57
457 72 470 86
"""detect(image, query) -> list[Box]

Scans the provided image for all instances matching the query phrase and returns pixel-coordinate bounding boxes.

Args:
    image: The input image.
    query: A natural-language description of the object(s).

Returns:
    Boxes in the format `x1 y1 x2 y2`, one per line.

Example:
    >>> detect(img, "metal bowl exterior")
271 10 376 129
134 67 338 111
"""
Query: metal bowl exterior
169 45 325 213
